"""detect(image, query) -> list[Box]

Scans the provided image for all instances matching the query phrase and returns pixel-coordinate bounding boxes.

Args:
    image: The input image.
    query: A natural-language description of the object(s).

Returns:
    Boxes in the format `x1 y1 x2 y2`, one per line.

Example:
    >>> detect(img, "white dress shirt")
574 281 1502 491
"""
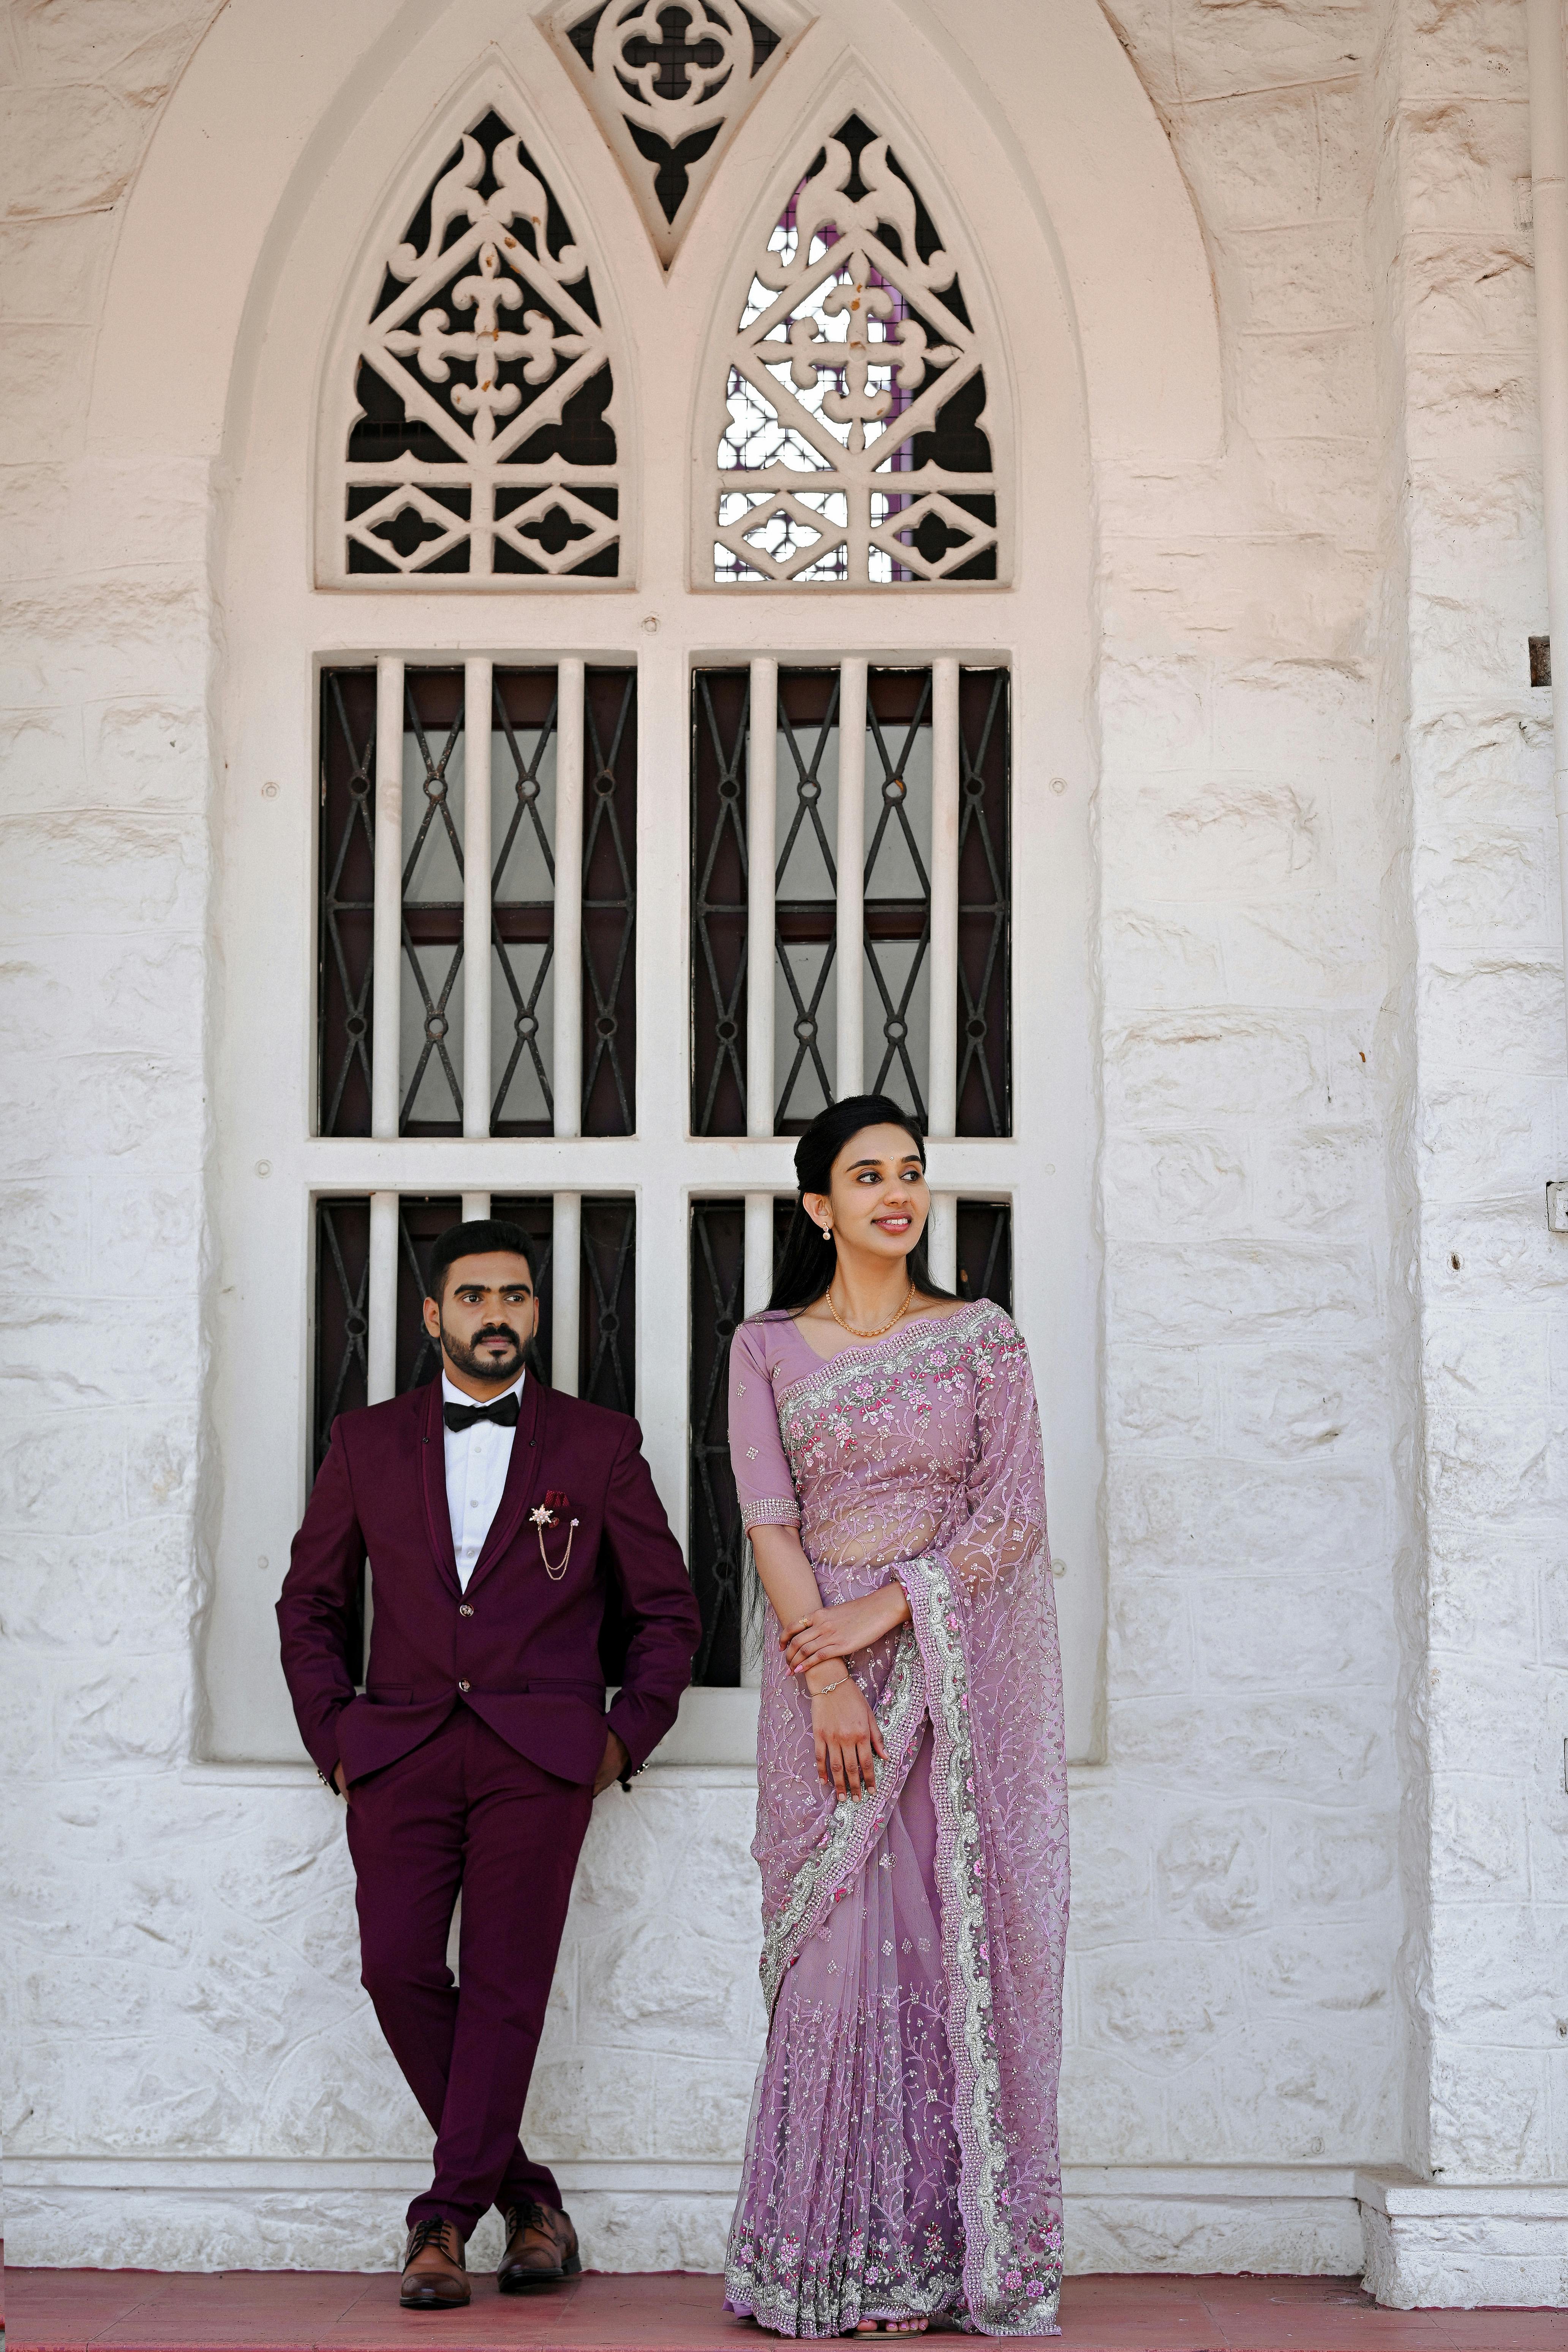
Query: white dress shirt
442 1367 525 1591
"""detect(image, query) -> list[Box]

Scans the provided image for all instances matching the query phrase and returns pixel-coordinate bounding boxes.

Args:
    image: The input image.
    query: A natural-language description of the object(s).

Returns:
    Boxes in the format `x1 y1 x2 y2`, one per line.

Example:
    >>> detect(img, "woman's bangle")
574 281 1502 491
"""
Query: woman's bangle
806 1660 849 1697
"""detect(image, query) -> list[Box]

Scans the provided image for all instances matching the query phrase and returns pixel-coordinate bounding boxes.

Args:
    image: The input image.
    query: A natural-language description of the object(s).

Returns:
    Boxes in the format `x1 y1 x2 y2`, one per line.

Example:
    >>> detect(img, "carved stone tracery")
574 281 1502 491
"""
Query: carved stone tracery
550 0 803 267
714 115 1001 585
340 109 621 580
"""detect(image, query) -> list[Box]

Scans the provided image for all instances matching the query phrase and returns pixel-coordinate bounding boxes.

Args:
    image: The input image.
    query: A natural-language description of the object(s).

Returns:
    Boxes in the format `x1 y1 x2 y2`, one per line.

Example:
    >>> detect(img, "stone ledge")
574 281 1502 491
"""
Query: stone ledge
5 2163 1370 2279
1355 2171 1568 2310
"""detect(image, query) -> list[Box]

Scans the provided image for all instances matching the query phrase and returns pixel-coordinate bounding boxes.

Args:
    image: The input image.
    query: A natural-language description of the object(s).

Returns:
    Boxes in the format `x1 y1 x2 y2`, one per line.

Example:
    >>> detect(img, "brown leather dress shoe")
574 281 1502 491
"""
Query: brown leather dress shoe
400 2217 470 2309
497 2198 582 2292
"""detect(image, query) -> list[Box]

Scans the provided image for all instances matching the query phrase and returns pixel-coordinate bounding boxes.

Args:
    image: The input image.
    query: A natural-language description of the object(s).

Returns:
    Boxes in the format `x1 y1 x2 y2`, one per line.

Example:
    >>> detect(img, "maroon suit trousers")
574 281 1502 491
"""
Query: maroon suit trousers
345 1705 593 2237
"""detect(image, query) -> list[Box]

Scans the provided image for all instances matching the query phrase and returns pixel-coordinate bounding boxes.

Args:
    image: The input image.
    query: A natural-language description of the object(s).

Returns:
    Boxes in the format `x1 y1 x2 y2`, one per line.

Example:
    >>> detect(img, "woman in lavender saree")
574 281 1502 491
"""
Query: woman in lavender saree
724 1098 1068 2339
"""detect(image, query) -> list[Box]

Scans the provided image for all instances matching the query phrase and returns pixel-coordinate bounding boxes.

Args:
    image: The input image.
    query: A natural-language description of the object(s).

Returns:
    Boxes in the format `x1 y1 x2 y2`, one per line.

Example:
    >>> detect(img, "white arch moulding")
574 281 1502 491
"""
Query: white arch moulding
85 0 1220 1775
87 0 1222 475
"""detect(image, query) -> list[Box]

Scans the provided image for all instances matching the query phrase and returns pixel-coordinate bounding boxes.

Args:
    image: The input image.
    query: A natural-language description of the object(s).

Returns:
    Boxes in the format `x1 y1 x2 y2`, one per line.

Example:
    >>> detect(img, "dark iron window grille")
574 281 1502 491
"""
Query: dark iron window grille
863 669 933 1124
691 670 751 1137
582 670 638 1135
956 1200 1012 1310
956 669 1011 1137
312 1196 371 1678
688 1199 749 1683
400 672 468 1135
313 1198 371 1475
579 1197 637 1411
773 670 841 1131
491 671 558 1135
318 672 377 1137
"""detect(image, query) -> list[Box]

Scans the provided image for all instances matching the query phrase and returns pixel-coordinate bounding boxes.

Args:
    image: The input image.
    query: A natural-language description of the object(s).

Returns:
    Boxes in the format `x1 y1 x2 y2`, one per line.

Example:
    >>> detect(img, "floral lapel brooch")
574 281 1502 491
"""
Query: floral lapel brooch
530 1490 579 1581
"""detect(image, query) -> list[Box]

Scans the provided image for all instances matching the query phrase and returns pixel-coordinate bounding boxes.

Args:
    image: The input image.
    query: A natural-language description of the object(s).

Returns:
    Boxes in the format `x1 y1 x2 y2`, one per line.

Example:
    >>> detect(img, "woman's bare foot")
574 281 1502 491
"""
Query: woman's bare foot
853 2321 928 2335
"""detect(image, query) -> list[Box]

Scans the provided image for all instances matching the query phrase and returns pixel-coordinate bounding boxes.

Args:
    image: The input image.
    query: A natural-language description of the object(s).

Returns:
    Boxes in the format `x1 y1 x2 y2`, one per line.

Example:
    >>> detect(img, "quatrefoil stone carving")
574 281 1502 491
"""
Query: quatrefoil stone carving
548 0 811 267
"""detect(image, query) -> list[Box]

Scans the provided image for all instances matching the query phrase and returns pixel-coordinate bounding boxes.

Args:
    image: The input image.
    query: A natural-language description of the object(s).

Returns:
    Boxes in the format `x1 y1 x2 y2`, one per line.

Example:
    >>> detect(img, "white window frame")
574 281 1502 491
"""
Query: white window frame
201 14 1102 1769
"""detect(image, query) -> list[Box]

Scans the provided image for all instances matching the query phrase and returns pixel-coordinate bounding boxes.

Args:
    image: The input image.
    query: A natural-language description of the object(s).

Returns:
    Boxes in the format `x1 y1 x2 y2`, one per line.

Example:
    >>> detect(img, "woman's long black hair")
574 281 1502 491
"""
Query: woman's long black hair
765 1094 959 1317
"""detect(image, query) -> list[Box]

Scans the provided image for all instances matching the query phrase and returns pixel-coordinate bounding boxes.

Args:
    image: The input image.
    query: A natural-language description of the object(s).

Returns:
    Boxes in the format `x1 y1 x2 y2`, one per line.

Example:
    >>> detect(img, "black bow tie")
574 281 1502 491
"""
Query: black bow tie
443 1393 521 1434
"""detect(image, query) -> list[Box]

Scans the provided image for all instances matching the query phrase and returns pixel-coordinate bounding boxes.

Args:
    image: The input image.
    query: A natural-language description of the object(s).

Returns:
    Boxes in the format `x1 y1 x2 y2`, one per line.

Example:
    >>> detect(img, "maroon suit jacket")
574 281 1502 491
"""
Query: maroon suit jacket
277 1376 701 1789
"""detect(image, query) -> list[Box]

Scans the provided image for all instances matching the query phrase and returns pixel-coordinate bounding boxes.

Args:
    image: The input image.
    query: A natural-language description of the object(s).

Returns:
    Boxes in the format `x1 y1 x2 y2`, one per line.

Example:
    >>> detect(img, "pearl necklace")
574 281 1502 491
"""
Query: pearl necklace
824 1280 917 1341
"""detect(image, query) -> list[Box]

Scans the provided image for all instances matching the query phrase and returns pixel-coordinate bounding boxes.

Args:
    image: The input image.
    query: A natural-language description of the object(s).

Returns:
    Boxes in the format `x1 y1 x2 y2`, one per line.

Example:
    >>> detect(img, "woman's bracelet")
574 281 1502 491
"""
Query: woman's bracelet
806 1660 849 1698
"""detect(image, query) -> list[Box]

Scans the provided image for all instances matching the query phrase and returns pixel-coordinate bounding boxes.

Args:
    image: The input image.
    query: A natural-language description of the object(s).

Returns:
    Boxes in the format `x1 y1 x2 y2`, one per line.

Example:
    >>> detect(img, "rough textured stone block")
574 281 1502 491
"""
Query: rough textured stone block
0 213 116 321
1275 1808 1398 1911
3 808 205 937
1192 1574 1395 1690
1106 1572 1193 1696
1223 225 1372 334
1106 1016 1326 1124
1108 1457 1385 1578
1402 97 1531 232
1155 1805 1271 1932
1113 1694 1389 1800
1056 2050 1167 2162
1223 1340 1386 1457
1102 909 1225 1008
1102 1132 1247 1233
1103 776 1330 900
1421 958 1565 1075
0 705 82 810
1430 2044 1550 2176
0 85 147 217
0 465 74 580
1236 330 1377 443
1081 1945 1244 2063
1065 1788 1155 1946
1416 827 1552 941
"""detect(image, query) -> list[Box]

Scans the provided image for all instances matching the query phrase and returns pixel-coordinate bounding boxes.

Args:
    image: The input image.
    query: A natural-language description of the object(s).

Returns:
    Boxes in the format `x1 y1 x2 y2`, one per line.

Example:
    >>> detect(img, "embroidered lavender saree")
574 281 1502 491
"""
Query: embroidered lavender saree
724 1301 1067 2339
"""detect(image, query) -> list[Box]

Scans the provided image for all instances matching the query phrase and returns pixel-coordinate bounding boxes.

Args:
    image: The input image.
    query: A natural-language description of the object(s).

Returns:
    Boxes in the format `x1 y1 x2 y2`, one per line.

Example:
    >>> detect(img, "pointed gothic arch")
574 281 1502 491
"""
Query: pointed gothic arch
312 67 632 585
697 90 1011 586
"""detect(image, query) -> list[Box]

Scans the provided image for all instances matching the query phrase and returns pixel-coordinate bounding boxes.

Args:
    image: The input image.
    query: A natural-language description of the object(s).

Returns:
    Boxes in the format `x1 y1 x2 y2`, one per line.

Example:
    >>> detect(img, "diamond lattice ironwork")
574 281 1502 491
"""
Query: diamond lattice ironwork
582 671 638 1135
318 673 378 1137
691 671 751 1136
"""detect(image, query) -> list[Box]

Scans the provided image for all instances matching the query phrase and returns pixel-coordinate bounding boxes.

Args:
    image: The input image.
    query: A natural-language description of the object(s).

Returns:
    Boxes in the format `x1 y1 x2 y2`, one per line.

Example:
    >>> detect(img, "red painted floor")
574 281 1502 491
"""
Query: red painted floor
4 2271 1563 2352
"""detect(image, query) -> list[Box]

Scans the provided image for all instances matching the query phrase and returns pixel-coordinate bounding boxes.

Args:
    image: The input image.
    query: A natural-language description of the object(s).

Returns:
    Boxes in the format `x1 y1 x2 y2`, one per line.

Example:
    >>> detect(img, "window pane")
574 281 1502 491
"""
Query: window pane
317 672 377 1137
773 670 839 1131
691 670 750 1138
864 667 933 1124
689 1200 747 1685
957 669 1011 1137
491 672 558 1136
312 1195 371 1682
582 669 637 1135
956 1200 1012 1311
579 1197 637 1411
399 673 467 1135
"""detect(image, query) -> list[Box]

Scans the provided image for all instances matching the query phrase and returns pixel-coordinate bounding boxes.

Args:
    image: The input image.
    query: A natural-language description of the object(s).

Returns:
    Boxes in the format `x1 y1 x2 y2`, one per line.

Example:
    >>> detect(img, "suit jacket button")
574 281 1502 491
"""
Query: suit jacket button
458 1604 474 1616
458 1680 471 1693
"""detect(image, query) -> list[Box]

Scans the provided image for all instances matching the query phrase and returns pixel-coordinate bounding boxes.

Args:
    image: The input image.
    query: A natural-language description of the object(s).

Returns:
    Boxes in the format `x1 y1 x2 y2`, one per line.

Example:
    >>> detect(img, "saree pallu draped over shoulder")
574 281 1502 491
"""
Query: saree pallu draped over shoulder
724 1301 1069 2338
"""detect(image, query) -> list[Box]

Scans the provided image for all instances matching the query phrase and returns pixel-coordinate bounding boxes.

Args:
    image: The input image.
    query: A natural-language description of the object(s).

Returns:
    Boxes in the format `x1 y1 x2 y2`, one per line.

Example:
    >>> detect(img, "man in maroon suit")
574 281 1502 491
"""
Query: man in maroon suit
278 1219 700 2311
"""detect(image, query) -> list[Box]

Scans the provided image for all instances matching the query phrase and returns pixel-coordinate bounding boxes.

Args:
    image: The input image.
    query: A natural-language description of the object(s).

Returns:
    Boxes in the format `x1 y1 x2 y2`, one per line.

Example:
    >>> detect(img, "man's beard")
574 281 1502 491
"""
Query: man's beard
439 1319 527 1385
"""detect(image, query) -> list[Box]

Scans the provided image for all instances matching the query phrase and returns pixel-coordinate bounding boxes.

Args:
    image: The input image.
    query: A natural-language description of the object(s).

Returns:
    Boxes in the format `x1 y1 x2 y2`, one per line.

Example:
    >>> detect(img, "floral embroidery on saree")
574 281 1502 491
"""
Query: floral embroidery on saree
726 1296 1066 2339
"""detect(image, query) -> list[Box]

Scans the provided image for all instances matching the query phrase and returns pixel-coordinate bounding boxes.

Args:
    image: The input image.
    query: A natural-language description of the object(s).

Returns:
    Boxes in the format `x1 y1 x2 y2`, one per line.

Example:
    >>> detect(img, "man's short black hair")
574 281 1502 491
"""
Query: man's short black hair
427 1218 541 1302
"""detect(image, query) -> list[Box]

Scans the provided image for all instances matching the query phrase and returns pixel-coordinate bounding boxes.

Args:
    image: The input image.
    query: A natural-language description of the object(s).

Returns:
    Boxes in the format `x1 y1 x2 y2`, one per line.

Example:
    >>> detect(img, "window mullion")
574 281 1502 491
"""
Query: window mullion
552 1190 581 1395
835 657 866 1097
367 1188 399 1405
463 656 493 1140
928 658 961 1135
744 1191 774 1315
926 656 961 1289
746 657 776 1137
370 656 404 1140
554 658 585 1140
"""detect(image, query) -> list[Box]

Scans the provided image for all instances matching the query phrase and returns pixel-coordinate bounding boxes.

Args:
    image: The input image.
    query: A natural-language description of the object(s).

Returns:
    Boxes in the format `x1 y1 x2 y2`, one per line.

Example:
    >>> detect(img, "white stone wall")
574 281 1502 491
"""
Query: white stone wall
1088 0 1404 2183
3 0 1566 2298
